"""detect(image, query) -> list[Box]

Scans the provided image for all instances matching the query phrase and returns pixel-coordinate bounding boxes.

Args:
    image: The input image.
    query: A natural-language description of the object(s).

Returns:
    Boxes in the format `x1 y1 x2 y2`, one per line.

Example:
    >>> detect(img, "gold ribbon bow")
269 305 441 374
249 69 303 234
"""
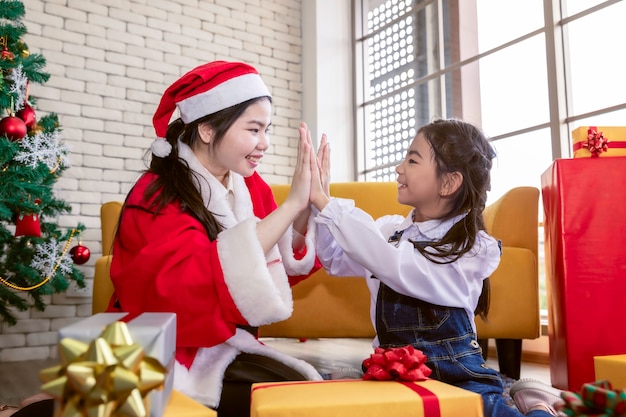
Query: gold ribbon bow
40 321 167 417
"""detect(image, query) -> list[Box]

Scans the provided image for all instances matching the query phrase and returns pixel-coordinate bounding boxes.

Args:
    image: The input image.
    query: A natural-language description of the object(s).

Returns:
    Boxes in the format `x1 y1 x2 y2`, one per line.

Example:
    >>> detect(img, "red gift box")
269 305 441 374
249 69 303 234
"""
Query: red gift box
541 157 626 391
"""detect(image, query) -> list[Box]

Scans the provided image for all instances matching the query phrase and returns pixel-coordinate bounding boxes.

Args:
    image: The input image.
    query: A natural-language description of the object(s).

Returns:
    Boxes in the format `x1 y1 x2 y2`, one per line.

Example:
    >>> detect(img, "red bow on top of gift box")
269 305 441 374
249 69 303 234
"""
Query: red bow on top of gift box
555 380 626 417
583 127 610 157
362 345 432 381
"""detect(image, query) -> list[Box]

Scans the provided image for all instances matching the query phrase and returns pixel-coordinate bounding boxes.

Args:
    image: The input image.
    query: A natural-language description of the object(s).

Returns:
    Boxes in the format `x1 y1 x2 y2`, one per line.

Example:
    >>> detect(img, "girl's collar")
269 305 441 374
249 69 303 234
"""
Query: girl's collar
395 210 468 240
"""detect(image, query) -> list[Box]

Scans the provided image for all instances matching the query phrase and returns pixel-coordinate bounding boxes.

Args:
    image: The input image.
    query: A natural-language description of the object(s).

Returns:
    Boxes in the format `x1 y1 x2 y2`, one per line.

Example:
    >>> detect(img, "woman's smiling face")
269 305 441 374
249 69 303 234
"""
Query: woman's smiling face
199 98 272 180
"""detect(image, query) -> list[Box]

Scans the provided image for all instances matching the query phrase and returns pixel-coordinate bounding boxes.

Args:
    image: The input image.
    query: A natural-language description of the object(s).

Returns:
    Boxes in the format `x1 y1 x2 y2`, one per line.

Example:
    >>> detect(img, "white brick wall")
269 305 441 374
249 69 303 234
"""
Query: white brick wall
0 0 303 361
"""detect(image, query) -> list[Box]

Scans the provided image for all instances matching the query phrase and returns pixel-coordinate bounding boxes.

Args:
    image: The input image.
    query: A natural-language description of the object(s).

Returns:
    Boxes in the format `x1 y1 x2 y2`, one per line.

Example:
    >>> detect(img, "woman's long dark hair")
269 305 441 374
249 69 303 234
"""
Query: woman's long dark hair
118 96 271 245
413 118 496 320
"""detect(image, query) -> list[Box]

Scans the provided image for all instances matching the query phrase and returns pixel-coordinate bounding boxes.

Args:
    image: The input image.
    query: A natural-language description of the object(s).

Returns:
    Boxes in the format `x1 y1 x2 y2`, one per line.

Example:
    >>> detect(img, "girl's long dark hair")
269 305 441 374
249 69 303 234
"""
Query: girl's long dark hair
118 96 271 245
413 118 496 320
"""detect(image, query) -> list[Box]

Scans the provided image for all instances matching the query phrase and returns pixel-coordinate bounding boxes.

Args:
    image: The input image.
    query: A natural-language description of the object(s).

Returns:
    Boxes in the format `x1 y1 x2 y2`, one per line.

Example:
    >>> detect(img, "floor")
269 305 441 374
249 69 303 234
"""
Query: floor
0 338 551 407
261 338 551 382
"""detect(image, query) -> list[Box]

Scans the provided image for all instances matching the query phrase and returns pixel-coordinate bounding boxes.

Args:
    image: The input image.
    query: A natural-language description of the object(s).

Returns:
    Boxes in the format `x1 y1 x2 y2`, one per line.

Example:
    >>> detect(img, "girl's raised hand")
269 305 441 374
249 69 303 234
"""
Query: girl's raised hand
310 133 330 211
317 133 330 197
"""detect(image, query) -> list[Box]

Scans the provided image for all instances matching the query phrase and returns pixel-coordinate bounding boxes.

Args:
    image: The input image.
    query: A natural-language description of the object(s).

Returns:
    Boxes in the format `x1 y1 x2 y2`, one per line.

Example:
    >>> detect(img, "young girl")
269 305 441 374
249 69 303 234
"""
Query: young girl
107 61 323 417
310 118 563 416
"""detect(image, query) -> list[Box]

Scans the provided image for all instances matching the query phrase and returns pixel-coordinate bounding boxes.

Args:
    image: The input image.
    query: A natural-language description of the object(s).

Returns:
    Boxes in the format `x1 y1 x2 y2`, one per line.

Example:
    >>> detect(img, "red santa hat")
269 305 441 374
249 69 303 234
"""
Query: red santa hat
151 61 272 157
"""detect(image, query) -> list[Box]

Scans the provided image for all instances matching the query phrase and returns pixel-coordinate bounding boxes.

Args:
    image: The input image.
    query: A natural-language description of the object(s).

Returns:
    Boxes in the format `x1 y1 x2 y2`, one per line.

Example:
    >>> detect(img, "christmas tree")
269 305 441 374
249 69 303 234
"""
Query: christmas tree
0 0 86 326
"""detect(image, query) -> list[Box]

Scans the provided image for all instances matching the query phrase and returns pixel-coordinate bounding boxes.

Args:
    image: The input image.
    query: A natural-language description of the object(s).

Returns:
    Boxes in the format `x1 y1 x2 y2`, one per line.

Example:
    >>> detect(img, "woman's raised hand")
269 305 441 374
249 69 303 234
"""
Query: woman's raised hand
285 122 314 212
256 122 313 254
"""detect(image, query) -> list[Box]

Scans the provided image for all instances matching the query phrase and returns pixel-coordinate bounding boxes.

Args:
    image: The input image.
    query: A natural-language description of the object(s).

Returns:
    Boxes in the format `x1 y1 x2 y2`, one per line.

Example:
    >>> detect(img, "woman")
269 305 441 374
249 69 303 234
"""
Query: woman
107 61 324 416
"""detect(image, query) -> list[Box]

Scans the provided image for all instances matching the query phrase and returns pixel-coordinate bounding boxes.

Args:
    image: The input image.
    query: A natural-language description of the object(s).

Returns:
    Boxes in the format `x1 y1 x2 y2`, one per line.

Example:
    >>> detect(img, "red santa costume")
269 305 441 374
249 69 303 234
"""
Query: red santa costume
106 61 323 409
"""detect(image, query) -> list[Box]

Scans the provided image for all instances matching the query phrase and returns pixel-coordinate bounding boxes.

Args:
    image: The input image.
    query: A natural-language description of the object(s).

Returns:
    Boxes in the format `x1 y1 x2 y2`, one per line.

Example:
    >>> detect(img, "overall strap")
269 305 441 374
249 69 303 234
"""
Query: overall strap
387 229 435 250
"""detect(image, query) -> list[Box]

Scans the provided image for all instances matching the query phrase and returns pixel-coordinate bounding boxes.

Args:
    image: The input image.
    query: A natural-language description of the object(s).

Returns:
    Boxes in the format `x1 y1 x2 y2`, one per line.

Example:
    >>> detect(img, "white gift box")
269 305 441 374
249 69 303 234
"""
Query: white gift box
59 312 177 417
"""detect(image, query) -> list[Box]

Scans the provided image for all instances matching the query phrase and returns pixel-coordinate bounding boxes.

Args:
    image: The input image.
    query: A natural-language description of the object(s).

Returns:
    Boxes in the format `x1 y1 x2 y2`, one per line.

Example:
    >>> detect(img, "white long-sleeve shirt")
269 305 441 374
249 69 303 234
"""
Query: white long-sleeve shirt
314 197 501 341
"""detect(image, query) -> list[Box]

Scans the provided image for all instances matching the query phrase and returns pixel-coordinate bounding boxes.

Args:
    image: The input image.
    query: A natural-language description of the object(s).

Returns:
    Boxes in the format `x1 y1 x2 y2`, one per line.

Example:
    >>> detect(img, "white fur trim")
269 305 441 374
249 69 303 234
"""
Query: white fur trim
178 141 252 230
178 73 271 123
173 343 239 408
151 138 172 157
227 329 322 381
178 141 302 324
278 213 317 276
173 329 322 408
217 219 293 325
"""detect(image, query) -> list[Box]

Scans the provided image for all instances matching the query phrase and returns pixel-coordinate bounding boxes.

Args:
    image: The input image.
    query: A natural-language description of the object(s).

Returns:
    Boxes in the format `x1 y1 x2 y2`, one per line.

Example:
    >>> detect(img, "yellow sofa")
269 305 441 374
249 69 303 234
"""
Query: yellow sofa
93 182 540 379
259 183 541 379
92 201 121 316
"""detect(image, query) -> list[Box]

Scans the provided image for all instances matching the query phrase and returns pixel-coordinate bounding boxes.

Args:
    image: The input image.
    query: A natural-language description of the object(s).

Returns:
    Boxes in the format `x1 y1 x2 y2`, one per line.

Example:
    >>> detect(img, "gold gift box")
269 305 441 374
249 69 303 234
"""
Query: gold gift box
165 390 216 417
251 379 483 417
594 355 626 390
572 126 626 158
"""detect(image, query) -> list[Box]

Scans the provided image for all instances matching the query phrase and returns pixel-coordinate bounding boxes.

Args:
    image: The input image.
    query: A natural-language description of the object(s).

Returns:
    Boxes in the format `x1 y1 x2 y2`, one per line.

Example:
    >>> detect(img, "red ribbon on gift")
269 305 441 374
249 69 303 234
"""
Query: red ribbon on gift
362 345 432 381
400 381 441 417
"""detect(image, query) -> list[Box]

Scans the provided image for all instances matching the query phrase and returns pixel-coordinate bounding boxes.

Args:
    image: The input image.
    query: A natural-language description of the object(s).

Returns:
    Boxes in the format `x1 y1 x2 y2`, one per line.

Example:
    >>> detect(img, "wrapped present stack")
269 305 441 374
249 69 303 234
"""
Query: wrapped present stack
41 313 177 417
542 127 626 391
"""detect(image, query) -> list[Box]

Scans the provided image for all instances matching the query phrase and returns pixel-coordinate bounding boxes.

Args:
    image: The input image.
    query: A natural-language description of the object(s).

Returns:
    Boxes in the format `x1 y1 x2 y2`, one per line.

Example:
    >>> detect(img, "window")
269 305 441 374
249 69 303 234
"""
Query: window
355 0 626 314
355 0 625 190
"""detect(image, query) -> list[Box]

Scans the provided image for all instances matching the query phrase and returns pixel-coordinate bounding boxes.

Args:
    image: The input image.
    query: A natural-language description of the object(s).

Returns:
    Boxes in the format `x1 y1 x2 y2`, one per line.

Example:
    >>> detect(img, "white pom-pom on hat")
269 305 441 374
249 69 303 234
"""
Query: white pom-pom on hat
151 61 272 158
151 137 173 158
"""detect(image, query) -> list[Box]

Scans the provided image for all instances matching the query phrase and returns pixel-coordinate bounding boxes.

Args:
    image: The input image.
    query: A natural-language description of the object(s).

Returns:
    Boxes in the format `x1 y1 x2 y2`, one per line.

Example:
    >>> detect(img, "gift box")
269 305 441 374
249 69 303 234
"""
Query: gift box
165 390 216 417
594 355 626 390
250 379 483 417
53 312 177 417
572 126 626 158
556 380 626 416
542 158 626 391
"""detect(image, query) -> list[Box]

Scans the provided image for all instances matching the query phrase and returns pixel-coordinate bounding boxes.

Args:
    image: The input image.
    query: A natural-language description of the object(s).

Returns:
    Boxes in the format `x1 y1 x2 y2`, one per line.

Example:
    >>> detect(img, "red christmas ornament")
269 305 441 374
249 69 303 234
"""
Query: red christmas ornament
0 115 27 141
70 243 91 265
1 45 14 60
14 213 41 237
16 104 36 128
14 198 42 237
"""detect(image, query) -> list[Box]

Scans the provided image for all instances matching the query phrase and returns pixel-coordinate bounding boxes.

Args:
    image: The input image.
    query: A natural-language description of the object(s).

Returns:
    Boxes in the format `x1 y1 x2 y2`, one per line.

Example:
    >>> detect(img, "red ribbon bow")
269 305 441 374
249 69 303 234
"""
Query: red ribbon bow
362 345 432 381
584 127 609 157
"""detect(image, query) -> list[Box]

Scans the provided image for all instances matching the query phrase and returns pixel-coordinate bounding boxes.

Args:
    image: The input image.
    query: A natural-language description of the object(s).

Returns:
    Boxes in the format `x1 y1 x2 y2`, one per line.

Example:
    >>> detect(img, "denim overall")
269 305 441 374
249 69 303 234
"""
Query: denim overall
375 282 550 417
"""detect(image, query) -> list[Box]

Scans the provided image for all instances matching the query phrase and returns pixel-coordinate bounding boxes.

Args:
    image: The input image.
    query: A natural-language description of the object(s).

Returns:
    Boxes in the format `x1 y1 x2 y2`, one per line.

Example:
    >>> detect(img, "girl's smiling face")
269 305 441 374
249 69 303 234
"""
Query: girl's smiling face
396 133 440 211
196 98 272 182
396 132 461 222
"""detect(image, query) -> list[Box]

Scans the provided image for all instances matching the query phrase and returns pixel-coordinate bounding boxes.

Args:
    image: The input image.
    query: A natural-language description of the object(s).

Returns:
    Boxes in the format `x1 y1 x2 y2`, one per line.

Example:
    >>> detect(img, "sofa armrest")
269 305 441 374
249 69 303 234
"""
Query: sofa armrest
474 247 540 339
92 255 114 315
